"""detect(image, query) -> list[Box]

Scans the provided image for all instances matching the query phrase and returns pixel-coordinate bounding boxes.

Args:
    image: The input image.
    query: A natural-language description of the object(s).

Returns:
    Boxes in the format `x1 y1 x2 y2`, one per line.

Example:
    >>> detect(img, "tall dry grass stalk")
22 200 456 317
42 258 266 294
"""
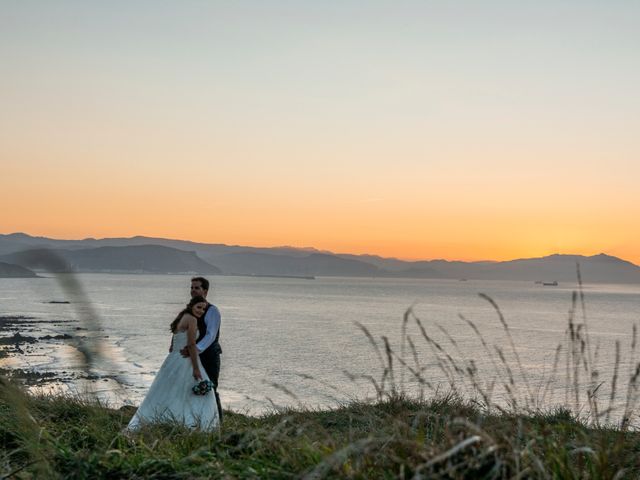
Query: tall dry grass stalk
0 377 54 478
352 263 640 429
0 249 128 476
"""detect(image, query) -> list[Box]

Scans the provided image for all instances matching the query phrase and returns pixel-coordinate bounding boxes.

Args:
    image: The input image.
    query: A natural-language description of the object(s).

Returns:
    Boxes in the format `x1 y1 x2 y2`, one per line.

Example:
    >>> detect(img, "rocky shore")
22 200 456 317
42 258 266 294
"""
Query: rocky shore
0 314 104 389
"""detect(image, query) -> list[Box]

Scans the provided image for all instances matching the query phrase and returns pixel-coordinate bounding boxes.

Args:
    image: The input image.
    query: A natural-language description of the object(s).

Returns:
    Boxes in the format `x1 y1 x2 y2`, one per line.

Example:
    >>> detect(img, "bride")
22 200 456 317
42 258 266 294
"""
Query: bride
127 295 219 431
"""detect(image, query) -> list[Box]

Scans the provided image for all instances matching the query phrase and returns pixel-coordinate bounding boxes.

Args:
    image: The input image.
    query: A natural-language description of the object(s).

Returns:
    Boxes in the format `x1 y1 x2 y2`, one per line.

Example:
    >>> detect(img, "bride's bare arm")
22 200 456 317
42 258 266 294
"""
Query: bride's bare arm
186 315 202 380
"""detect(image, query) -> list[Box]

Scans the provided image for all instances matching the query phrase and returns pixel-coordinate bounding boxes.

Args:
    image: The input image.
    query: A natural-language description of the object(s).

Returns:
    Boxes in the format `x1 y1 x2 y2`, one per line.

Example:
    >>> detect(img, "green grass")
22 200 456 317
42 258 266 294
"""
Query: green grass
2 386 640 479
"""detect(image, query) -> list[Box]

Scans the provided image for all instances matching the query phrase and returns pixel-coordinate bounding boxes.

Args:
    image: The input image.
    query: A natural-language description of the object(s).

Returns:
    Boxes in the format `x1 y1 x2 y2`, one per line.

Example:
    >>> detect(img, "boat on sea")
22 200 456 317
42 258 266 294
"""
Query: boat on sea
542 281 558 286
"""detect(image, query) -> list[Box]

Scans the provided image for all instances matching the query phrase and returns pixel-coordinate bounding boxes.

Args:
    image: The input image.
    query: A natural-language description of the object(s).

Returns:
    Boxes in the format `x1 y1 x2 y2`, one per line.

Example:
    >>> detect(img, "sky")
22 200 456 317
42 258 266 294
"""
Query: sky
1 1 639 262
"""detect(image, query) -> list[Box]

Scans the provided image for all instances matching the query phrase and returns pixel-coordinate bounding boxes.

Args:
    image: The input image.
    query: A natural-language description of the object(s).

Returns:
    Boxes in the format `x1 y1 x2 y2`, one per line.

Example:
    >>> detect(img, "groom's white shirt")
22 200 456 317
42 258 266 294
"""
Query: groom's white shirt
196 304 221 353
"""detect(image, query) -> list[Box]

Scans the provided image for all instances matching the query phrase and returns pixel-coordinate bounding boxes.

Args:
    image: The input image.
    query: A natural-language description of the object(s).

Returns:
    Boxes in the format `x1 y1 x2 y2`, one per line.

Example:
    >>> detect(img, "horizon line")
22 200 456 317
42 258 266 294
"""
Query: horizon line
1 231 635 267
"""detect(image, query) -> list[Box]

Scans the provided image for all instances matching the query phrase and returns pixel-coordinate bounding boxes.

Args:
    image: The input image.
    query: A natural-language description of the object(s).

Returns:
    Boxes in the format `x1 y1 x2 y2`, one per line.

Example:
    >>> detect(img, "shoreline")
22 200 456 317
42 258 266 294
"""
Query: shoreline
0 315 129 400
0 315 246 411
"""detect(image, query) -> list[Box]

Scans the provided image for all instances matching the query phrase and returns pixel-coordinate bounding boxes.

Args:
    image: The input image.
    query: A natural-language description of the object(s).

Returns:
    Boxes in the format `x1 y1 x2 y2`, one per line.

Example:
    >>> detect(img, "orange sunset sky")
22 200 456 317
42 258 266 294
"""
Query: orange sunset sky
1 2 639 264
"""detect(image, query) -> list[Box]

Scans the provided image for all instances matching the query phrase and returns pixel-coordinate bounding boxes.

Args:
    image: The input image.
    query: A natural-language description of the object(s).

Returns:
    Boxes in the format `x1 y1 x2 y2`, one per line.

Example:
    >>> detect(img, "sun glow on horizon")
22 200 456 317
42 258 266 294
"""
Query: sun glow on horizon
1 2 639 266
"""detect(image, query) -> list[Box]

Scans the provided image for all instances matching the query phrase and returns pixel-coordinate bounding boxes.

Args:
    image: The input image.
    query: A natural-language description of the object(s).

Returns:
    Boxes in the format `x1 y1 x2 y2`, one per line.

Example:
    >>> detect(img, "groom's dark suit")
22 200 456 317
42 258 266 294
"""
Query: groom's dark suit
196 303 222 422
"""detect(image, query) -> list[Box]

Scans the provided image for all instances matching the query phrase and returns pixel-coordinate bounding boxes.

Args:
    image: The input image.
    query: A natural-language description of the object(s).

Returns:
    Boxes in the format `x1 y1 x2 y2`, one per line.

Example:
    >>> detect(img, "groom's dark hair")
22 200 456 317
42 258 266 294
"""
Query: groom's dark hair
191 276 210 291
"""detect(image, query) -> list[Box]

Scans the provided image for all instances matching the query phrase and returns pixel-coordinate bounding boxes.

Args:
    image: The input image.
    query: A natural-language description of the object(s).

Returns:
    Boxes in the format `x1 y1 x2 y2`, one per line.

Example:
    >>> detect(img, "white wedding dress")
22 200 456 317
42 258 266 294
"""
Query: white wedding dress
127 331 219 431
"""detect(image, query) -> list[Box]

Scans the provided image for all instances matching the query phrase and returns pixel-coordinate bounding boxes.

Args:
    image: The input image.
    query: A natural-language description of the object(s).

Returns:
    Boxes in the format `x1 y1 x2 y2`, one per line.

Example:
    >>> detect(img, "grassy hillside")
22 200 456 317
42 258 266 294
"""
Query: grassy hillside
1 383 639 479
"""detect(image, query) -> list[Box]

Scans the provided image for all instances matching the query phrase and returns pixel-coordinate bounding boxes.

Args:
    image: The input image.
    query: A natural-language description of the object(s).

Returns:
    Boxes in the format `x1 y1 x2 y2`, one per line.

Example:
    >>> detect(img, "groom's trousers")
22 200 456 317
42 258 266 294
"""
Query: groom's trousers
201 350 223 423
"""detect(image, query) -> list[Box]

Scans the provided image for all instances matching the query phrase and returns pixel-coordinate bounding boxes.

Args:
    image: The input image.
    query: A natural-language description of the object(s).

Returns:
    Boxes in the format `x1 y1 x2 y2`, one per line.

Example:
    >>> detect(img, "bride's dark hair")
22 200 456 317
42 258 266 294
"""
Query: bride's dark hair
170 295 207 333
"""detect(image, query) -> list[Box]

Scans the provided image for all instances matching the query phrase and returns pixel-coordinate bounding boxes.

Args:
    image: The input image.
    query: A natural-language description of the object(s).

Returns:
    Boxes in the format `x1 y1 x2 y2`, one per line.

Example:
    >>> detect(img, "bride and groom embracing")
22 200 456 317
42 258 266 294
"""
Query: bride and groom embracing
127 277 223 431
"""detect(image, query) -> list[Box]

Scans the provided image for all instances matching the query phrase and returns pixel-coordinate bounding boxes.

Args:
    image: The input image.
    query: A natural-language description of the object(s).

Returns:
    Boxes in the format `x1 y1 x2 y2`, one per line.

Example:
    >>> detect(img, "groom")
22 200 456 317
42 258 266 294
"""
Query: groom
180 276 223 422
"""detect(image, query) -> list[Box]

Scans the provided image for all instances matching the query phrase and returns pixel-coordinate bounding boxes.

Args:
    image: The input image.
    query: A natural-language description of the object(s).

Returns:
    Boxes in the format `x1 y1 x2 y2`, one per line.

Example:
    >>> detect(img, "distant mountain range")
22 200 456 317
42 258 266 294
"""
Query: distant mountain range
0 244 221 275
0 232 639 284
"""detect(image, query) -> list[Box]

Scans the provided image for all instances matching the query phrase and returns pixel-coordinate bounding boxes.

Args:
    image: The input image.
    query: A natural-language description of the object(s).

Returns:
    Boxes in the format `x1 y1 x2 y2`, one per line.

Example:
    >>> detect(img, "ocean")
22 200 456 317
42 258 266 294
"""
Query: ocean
1 273 639 419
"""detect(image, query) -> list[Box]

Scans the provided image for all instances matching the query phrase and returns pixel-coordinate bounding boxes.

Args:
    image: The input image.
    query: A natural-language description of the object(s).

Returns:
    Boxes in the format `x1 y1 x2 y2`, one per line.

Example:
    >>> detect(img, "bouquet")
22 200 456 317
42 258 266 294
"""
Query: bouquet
192 379 214 396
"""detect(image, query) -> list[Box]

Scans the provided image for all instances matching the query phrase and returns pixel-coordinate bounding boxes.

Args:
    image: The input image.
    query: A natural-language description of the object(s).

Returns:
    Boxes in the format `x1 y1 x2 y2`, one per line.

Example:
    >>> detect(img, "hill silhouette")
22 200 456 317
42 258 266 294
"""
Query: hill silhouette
0 261 38 278
1 233 639 283
0 244 221 274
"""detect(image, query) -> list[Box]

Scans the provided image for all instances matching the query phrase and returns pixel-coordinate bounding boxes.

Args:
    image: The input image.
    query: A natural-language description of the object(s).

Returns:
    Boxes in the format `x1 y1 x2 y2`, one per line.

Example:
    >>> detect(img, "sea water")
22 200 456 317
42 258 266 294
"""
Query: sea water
1 274 639 418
